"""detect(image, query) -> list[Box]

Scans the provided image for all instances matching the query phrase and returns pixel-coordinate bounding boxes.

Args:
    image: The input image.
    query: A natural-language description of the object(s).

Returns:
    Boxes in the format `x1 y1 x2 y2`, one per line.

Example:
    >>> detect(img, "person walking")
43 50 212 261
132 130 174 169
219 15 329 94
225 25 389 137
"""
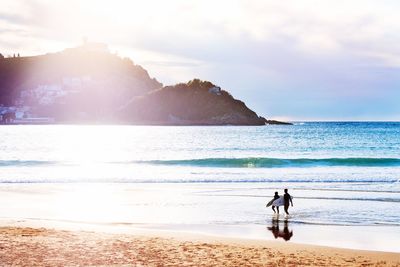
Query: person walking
271 191 280 214
283 188 293 215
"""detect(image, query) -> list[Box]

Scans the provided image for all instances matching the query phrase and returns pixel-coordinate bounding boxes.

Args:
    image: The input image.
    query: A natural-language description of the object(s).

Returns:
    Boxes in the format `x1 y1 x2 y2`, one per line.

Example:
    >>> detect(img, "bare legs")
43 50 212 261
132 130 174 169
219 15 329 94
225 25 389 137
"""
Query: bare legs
272 206 279 214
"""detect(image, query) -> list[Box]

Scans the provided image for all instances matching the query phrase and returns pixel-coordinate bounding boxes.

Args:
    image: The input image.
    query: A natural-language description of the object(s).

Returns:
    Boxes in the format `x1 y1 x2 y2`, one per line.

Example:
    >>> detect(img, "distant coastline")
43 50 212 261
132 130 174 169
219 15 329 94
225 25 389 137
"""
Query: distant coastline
0 43 291 126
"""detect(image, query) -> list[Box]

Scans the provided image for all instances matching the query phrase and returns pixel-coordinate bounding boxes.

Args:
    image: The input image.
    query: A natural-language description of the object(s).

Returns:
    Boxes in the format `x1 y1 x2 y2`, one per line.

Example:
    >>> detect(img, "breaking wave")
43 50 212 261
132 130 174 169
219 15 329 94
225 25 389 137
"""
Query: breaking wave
135 157 400 168
0 160 59 167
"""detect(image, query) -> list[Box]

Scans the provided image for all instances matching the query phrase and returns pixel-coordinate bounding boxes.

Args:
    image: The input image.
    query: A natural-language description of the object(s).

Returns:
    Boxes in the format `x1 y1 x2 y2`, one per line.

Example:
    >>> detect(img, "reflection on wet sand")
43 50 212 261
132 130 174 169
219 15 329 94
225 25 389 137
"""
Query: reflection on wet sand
267 217 293 241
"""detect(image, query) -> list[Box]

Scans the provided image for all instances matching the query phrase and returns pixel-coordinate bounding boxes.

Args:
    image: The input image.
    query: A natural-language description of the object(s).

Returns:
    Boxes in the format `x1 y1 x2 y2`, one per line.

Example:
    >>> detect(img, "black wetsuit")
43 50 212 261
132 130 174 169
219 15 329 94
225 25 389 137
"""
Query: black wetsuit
283 192 292 214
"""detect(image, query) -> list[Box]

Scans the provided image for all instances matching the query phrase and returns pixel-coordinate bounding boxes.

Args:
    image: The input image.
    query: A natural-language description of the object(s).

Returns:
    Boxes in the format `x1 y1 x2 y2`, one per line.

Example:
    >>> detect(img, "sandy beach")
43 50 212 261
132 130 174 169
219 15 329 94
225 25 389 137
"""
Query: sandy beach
1 226 399 266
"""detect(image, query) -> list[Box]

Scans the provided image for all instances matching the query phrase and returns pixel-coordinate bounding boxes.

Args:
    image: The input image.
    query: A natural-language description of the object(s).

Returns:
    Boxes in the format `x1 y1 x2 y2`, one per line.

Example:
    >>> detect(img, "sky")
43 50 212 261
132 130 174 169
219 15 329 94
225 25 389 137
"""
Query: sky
1 0 399 121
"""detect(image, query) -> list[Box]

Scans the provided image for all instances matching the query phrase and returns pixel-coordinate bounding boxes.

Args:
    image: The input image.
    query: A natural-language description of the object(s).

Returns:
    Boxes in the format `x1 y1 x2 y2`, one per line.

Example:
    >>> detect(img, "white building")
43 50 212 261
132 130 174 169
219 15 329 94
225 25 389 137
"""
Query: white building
81 42 109 53
208 86 222 95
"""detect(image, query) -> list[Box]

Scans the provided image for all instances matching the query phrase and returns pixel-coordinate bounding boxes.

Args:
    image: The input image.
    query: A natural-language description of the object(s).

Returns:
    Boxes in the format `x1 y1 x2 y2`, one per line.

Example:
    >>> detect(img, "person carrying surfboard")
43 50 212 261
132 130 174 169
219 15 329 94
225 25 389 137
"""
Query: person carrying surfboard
271 192 280 214
283 188 293 215
266 192 282 213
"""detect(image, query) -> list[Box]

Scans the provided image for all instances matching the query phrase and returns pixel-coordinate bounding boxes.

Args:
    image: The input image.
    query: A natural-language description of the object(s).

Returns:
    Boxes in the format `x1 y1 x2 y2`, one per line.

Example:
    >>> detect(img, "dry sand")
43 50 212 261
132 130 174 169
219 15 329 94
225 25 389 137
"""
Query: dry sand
0 227 399 266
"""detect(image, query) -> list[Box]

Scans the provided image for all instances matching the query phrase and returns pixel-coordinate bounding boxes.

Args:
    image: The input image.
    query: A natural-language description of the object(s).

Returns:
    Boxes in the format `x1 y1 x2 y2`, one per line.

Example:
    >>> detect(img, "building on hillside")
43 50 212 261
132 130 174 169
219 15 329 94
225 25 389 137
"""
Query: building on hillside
208 86 222 96
0 108 16 124
81 42 109 53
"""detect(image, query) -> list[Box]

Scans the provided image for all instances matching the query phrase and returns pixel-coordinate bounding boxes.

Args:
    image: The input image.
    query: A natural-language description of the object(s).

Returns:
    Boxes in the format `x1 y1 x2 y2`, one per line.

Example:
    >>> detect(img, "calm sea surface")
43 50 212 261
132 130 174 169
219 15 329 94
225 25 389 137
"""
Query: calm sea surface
0 122 399 229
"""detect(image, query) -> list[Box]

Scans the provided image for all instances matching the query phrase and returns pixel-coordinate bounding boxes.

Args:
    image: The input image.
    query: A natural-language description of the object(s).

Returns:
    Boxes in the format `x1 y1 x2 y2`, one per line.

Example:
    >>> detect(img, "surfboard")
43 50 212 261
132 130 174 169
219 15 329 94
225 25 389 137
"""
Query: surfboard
272 196 285 207
272 196 293 207
266 198 275 207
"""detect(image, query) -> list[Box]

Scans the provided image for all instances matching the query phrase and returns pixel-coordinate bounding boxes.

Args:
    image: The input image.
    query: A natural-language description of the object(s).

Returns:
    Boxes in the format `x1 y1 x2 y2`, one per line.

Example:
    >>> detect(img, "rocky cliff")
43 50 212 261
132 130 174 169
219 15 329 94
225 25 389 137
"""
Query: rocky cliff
118 79 268 125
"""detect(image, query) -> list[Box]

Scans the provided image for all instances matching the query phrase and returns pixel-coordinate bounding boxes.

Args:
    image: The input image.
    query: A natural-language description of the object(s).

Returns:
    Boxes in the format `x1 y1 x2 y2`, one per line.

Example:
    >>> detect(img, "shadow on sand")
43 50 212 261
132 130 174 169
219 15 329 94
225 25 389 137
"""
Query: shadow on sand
267 216 293 241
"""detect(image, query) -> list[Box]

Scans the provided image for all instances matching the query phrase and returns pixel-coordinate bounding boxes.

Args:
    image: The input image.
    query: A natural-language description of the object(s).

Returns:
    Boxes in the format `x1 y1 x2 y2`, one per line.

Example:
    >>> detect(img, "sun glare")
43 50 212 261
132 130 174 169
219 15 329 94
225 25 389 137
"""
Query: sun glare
56 126 127 164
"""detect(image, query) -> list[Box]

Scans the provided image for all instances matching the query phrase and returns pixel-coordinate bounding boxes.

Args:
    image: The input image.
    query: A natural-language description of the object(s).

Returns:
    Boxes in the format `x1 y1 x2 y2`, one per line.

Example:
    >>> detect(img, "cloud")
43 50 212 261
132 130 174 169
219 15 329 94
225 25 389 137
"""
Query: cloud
0 12 26 25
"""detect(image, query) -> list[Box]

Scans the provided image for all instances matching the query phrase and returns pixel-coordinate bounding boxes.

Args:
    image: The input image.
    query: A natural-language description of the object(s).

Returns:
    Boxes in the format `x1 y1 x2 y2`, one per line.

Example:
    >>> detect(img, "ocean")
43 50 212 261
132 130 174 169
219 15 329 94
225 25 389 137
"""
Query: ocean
0 122 399 251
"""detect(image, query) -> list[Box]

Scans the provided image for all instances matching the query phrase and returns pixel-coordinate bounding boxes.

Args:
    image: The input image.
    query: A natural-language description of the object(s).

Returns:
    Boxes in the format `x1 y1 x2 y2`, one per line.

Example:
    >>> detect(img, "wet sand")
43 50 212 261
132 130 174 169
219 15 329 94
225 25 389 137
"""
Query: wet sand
1 227 399 266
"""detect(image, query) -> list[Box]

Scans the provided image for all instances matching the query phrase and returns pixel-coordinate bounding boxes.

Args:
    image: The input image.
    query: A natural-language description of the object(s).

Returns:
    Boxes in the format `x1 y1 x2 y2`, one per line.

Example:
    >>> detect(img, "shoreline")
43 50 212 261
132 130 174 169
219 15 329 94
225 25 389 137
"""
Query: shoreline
1 218 400 253
0 225 399 266
1 182 399 254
